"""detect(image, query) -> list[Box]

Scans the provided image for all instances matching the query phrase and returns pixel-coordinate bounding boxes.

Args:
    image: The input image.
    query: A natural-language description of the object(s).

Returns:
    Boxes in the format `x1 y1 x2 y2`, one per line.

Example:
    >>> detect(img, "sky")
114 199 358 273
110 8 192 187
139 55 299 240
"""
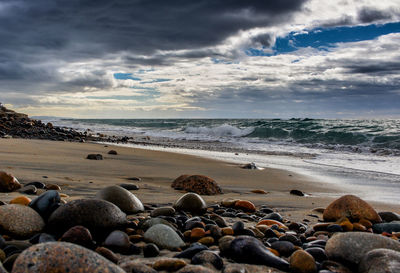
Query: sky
0 0 400 118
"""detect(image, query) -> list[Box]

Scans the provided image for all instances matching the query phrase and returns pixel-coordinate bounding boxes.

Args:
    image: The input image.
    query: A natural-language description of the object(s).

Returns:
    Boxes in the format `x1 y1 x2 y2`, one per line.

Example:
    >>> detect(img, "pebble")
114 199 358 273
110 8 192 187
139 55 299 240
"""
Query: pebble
45 183 61 191
96 185 144 214
177 265 216 273
104 230 132 254
358 248 400 273
228 236 289 271
150 206 175 217
323 195 382 223
290 189 304 196
119 183 139 191
108 150 118 155
192 250 224 270
95 247 119 264
174 193 207 214
144 224 185 250
9 196 31 206
152 258 187 271
25 181 46 189
12 242 125 273
175 243 209 259
289 249 317 273
262 212 284 222
60 225 94 248
28 190 61 220
305 247 328 263
143 243 160 257
270 240 296 257
325 232 400 265
372 221 400 234
378 211 400 222
47 199 127 237
0 171 21 192
3 253 19 272
18 185 37 195
86 153 103 160
0 204 45 238
119 261 157 273
234 200 256 212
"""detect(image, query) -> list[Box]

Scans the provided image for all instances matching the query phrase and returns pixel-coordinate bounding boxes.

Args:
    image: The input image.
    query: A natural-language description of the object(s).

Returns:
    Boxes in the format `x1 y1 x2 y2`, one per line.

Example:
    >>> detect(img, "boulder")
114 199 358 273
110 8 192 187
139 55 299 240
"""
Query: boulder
95 185 144 214
323 195 382 223
359 248 400 273
171 174 222 195
173 193 207 214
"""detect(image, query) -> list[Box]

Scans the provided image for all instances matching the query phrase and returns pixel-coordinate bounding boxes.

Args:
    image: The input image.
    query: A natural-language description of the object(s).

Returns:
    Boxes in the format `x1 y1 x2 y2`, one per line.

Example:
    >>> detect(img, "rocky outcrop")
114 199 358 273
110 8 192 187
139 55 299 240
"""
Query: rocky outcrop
171 174 223 195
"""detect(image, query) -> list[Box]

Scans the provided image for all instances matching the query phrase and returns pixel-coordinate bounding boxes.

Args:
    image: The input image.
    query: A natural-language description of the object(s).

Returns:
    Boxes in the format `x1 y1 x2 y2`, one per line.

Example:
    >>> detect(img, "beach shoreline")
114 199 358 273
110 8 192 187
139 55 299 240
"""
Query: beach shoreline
1 138 398 222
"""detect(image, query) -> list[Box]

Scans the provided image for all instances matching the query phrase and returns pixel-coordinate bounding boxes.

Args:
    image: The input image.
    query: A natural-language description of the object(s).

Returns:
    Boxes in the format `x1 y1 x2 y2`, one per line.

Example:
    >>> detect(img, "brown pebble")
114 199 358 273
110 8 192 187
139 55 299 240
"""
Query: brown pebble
221 227 234 236
198 236 214 246
152 258 186 271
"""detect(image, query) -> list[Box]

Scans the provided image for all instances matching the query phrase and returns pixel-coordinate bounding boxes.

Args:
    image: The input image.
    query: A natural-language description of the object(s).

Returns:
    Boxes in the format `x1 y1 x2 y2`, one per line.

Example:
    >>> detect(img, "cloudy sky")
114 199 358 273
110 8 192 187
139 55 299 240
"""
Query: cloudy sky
0 0 399 118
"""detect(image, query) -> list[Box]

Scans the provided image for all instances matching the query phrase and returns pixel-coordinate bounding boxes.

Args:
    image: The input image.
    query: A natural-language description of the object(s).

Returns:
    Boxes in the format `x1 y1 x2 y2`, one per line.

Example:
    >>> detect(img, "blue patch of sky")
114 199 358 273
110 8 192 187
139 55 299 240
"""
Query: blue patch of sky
113 73 141 81
246 21 400 56
211 58 240 64
141 78 171 84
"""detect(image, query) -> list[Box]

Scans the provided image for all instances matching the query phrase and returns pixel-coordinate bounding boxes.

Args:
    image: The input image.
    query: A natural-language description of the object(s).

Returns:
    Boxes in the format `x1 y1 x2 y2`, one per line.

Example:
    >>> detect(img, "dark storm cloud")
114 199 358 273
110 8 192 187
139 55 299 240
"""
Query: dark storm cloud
0 0 308 95
358 7 393 23
345 62 400 75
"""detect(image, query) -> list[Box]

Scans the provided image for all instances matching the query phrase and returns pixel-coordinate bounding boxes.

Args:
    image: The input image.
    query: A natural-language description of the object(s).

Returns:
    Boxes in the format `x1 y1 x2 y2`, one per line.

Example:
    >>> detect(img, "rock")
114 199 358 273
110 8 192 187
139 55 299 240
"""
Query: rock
234 200 256 212
372 221 400 234
0 204 44 238
242 162 258 169
119 183 139 191
95 247 119 264
378 211 400 222
25 181 46 189
325 232 400 265
0 171 21 192
9 196 31 206
144 224 185 250
104 230 131 254
108 150 118 155
119 261 157 273
177 265 216 273
171 175 223 195
174 193 207 214
60 225 94 248
28 190 61 220
305 247 328 263
143 243 160 257
192 250 224 270
45 183 61 190
270 241 295 257
250 189 268 194
290 189 304 196
95 185 144 214
18 185 37 195
359 248 400 273
140 217 175 230
289 250 317 273
87 154 103 160
150 207 175 217
228 236 289 271
3 253 18 272
12 242 124 273
175 243 209 259
262 212 284 223
47 199 127 237
38 233 56 243
153 258 187 271
321 260 353 273
323 195 382 223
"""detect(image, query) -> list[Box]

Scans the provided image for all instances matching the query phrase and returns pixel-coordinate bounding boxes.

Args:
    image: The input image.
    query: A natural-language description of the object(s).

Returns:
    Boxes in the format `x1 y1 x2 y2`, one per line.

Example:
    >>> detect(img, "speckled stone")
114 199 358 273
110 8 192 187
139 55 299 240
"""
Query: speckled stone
12 242 125 273
144 224 185 250
47 199 127 236
0 204 44 238
96 185 144 214
325 232 400 265
60 225 94 248
359 248 400 273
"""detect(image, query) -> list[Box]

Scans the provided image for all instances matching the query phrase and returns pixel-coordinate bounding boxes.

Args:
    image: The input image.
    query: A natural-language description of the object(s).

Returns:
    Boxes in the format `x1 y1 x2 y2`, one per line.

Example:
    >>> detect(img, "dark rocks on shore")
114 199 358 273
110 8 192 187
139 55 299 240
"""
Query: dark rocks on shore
172 174 223 195
372 221 400 234
47 199 127 237
290 189 304 196
108 150 118 155
95 185 144 214
12 242 125 273
119 183 139 191
241 162 258 169
60 225 94 249
378 211 400 222
228 236 290 271
86 154 103 160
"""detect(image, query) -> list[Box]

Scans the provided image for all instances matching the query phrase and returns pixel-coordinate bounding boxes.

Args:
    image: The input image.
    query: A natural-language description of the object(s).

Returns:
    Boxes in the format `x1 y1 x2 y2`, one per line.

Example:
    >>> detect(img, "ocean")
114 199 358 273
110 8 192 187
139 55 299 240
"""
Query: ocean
43 118 400 204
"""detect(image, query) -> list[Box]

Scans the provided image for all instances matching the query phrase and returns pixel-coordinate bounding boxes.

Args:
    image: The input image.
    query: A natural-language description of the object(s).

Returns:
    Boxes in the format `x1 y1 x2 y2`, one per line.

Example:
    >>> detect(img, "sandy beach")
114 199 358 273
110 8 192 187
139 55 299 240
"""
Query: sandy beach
1 138 398 223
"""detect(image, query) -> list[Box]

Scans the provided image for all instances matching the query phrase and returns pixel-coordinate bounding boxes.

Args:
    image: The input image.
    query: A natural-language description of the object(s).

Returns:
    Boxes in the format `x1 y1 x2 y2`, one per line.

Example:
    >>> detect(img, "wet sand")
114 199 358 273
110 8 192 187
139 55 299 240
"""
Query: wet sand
0 139 398 222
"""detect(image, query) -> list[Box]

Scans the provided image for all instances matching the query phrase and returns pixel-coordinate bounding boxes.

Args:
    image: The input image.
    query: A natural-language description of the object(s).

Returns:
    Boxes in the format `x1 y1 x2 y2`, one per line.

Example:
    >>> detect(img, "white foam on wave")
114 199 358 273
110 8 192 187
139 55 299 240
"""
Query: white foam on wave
184 124 254 138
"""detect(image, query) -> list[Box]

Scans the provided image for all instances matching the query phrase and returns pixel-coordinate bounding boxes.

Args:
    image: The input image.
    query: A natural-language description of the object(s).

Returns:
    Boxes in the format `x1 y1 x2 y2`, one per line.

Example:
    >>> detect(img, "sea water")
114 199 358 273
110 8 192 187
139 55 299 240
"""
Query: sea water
43 118 400 204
